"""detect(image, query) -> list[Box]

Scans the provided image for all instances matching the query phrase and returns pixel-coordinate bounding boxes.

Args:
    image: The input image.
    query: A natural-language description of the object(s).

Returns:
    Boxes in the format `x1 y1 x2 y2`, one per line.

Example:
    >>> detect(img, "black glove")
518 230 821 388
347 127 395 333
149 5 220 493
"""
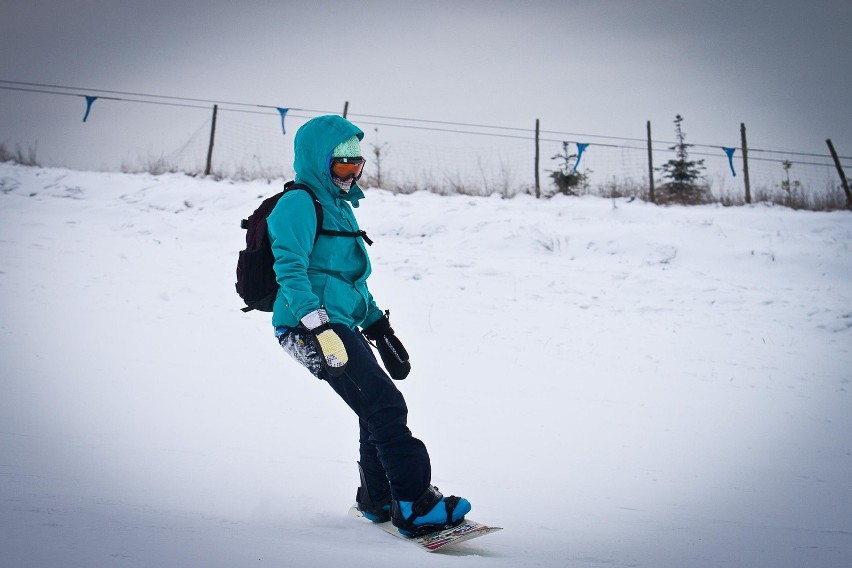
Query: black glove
363 311 411 381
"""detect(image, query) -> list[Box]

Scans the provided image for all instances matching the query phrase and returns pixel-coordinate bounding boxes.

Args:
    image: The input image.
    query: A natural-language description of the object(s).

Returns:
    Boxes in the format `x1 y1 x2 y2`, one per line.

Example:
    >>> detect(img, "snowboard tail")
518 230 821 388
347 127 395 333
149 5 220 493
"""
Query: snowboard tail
348 504 502 552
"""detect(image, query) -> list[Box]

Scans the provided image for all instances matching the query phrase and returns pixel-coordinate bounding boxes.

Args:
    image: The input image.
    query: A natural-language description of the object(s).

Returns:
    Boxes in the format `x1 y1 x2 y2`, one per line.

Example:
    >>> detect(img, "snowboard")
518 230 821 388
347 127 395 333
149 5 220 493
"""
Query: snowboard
348 504 502 552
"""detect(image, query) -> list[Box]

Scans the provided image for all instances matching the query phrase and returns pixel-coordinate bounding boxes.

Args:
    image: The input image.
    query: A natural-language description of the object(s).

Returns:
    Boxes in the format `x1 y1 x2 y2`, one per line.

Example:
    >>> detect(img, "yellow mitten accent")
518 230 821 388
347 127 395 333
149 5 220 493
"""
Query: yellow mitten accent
316 328 348 371
301 308 349 377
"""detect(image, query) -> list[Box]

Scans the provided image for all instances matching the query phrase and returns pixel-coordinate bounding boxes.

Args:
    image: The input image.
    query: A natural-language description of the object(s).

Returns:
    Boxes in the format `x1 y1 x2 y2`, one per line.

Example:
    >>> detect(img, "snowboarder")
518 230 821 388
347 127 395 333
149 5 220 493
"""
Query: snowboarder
269 114 471 536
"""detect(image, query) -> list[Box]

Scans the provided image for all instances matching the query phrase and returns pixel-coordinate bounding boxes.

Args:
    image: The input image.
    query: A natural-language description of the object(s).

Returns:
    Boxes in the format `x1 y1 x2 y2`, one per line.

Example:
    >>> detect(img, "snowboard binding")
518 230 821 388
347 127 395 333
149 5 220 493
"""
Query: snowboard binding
354 462 391 523
391 486 471 537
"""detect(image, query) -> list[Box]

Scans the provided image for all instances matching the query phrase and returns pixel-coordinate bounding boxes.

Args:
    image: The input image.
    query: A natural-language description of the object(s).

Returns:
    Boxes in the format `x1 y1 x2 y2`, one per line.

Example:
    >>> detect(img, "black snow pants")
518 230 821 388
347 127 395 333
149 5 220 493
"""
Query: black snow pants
278 323 431 502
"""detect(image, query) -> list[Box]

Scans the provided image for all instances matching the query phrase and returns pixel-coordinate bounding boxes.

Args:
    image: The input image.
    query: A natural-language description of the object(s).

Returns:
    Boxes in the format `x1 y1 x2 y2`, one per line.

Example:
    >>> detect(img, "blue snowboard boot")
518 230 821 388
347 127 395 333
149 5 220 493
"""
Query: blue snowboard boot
391 486 471 537
354 462 391 523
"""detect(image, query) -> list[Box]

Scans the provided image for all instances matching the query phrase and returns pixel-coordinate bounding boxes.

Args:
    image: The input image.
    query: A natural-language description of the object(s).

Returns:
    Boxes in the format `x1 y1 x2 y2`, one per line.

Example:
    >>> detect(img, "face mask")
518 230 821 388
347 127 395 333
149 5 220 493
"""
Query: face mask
333 177 353 192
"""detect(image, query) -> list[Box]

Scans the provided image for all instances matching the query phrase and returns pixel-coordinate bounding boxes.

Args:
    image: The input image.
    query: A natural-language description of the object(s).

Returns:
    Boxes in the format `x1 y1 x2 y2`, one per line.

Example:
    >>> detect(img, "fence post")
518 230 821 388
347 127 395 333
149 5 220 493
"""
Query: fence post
646 120 655 203
342 101 349 118
740 123 751 204
826 139 852 209
534 118 540 198
205 104 218 176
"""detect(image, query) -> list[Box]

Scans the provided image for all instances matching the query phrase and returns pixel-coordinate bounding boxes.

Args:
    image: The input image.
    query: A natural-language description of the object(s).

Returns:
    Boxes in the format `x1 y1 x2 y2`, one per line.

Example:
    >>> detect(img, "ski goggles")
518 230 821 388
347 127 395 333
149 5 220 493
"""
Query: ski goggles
330 157 366 182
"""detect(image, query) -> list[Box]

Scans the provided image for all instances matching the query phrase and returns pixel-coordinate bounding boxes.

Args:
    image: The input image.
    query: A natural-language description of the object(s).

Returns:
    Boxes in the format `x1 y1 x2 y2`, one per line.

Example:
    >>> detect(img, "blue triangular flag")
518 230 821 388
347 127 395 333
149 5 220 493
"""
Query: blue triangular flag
83 96 98 122
277 108 289 134
722 147 737 176
573 143 589 173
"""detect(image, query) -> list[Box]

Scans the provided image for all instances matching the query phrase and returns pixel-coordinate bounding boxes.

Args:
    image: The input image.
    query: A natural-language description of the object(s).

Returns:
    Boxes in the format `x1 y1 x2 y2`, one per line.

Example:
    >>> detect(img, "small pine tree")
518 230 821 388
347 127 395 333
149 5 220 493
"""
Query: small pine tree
548 141 589 197
658 114 705 190
656 114 710 204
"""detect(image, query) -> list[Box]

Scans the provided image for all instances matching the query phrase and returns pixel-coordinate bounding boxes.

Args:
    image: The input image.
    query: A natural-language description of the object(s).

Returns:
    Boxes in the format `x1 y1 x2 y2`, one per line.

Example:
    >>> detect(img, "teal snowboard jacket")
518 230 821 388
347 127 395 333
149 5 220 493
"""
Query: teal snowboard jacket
267 115 384 331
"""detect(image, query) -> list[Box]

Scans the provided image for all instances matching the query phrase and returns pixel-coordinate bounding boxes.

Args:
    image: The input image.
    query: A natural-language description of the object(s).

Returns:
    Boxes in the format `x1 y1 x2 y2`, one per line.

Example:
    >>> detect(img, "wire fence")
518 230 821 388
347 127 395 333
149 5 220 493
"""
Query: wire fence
1 80 850 209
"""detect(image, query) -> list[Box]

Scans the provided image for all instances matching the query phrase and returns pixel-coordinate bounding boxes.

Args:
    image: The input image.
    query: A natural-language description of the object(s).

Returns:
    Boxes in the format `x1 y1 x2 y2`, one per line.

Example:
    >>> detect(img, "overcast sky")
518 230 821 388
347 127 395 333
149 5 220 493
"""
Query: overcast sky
1 0 850 172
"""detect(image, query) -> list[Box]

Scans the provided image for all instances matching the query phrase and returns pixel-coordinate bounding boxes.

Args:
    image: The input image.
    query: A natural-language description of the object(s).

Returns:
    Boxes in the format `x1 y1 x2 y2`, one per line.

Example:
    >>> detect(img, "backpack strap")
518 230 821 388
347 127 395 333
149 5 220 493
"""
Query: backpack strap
283 181 373 246
321 228 374 246
282 181 324 243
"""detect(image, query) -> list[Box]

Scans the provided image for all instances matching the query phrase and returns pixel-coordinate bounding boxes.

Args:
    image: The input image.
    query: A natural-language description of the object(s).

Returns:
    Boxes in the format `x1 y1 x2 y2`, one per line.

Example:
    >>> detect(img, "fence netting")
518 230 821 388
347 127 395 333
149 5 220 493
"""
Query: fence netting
1 81 848 208
179 109 845 206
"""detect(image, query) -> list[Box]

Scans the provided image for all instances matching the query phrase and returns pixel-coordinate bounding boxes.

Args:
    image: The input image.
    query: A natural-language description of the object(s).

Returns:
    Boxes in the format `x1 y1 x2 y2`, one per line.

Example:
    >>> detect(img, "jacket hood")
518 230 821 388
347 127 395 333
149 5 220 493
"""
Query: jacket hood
293 115 366 207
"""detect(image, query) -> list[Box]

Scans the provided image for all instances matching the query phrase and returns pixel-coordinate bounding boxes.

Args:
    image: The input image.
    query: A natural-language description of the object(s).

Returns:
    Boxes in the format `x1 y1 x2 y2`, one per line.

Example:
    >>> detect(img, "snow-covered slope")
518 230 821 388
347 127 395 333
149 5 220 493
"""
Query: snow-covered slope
1 163 850 567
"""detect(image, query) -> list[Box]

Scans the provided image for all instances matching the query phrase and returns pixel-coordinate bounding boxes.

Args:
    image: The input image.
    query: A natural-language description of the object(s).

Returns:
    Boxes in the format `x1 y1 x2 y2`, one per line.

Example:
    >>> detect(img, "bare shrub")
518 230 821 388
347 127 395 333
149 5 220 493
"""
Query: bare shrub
0 142 40 166
596 176 645 200
121 153 181 176
718 190 745 207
